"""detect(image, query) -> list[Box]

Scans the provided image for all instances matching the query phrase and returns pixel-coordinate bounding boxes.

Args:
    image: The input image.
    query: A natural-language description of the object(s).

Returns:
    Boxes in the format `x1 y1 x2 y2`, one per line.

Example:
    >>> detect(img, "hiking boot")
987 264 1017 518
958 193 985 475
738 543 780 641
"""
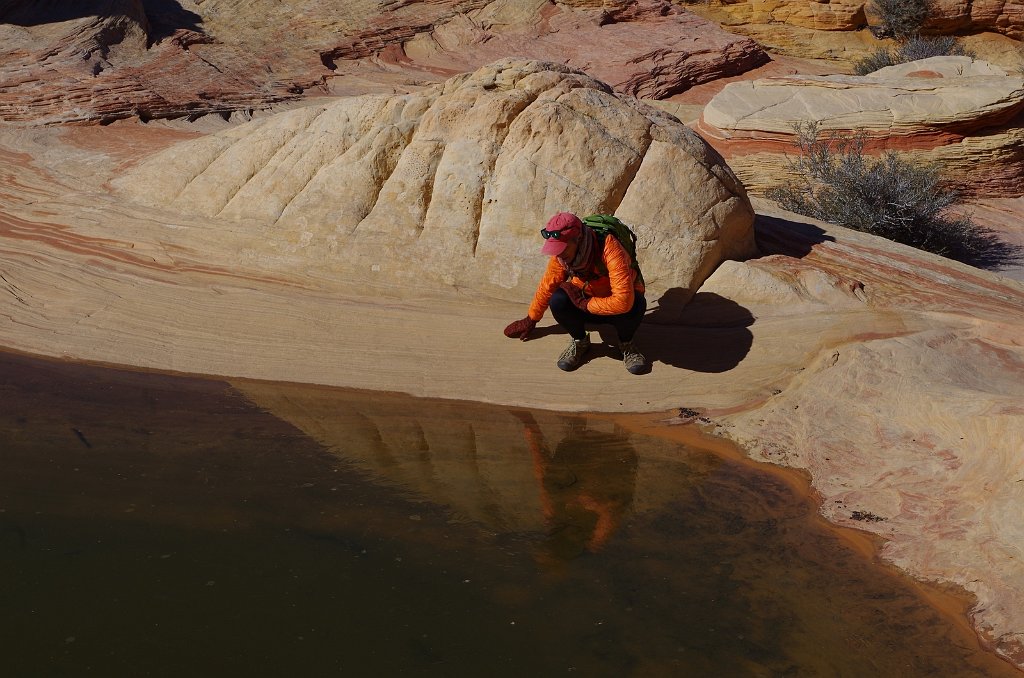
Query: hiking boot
557 336 591 371
620 340 647 375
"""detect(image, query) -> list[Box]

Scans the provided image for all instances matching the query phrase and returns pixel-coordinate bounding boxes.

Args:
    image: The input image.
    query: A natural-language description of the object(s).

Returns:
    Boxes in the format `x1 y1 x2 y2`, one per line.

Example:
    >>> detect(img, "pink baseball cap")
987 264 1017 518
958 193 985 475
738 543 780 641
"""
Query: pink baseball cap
540 212 583 256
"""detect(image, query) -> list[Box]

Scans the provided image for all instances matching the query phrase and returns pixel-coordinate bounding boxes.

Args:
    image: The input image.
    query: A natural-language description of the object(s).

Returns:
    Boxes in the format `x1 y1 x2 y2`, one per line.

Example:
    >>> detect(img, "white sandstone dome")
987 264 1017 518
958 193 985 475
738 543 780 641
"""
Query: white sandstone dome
117 59 757 301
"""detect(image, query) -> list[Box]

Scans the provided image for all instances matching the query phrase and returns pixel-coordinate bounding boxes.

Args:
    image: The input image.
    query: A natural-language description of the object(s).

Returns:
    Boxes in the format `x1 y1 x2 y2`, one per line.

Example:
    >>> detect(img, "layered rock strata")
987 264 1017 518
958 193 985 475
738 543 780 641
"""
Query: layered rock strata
696 56 1024 198
0 0 767 125
115 59 757 301
692 0 1024 39
0 0 296 125
361 0 769 100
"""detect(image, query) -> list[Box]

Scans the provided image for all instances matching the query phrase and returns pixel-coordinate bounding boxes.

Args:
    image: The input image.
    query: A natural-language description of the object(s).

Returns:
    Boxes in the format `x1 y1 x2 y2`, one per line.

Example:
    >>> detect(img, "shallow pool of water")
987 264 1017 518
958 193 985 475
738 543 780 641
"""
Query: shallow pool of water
1 352 1018 677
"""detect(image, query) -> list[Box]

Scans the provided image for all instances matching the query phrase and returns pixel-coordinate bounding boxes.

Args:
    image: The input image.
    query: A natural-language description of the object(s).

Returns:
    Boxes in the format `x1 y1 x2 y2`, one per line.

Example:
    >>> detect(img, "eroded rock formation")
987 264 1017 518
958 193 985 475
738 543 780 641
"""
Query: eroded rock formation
115 59 757 300
356 0 769 100
0 0 767 125
696 56 1024 197
0 0 292 124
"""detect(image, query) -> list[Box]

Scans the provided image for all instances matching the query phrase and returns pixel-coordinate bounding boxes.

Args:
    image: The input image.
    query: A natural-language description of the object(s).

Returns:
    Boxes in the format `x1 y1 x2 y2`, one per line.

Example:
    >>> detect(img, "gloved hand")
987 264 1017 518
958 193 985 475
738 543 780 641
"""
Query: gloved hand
560 281 589 311
503 316 537 341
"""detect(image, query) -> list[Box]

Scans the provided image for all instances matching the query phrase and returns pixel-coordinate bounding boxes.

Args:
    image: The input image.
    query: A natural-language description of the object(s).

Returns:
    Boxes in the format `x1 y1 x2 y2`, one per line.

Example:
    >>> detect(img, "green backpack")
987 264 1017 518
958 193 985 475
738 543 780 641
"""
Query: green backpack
581 214 645 287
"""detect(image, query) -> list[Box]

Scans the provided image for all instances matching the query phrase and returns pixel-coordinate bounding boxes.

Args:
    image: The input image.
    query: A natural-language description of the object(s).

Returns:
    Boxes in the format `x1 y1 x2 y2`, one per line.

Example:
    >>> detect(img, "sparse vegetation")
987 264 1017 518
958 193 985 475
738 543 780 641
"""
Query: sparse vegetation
854 48 899 75
766 123 1024 270
859 0 976 75
854 36 976 75
870 0 931 40
897 35 974 62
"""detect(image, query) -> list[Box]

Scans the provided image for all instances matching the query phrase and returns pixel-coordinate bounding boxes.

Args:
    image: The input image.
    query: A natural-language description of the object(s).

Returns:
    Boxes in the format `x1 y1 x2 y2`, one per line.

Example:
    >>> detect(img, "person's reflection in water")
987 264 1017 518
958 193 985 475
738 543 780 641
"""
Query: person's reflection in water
512 411 639 571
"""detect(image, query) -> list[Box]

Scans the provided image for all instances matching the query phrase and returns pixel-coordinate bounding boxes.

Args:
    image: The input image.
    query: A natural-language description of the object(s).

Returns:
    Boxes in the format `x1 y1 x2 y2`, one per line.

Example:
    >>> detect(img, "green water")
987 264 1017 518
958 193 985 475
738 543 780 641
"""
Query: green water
0 352 1018 677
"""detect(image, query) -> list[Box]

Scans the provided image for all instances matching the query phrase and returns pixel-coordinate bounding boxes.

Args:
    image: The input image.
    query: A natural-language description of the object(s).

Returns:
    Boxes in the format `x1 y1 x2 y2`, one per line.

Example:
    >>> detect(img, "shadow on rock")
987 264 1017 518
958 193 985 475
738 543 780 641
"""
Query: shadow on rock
640 291 754 373
1 0 204 42
754 213 834 259
144 0 204 43
1 1 124 25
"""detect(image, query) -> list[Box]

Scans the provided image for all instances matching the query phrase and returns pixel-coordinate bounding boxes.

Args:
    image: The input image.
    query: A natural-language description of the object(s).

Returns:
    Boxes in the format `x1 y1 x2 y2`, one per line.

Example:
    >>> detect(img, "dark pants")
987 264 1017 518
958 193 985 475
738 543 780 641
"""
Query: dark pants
549 288 646 342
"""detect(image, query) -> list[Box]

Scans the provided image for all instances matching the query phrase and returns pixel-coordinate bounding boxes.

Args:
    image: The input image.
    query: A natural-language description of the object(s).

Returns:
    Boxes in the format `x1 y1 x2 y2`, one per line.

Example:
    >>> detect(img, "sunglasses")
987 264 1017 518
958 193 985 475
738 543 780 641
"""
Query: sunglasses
540 227 577 240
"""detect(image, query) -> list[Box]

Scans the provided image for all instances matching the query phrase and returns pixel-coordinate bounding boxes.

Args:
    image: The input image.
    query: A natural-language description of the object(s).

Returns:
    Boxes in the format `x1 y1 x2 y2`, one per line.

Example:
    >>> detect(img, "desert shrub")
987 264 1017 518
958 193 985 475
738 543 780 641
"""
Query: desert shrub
766 123 1023 269
854 36 976 75
870 0 931 40
898 35 975 62
854 48 898 75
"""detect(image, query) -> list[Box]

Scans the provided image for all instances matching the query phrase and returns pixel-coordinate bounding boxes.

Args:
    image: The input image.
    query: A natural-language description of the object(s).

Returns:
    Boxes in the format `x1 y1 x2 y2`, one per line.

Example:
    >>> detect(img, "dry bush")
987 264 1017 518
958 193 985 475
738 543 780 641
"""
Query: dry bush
854 36 976 75
870 0 931 40
766 123 1023 269
854 48 897 75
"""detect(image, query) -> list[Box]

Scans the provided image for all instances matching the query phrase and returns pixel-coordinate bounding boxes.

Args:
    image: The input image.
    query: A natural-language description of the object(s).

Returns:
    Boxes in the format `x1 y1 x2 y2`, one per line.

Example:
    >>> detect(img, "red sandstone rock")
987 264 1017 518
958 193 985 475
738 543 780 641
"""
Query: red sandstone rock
349 0 768 99
0 0 767 125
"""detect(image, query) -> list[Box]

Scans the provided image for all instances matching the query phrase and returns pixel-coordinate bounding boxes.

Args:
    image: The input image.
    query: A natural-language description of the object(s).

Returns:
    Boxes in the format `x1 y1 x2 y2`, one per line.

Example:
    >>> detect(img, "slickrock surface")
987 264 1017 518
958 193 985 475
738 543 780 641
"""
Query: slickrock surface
701 201 1024 667
970 196 1024 280
114 60 757 302
0 0 767 125
697 56 1024 197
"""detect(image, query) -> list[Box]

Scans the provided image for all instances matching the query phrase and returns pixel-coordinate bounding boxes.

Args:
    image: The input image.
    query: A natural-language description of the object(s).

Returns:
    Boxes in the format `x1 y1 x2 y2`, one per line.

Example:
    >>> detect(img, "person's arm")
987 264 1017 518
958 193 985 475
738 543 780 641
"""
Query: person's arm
504 258 568 340
527 257 568 321
585 237 635 315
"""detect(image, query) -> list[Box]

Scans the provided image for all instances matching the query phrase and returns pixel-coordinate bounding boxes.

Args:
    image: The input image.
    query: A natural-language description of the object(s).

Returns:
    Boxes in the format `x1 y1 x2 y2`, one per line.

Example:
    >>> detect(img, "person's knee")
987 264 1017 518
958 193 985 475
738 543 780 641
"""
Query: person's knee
632 293 647 317
549 287 573 314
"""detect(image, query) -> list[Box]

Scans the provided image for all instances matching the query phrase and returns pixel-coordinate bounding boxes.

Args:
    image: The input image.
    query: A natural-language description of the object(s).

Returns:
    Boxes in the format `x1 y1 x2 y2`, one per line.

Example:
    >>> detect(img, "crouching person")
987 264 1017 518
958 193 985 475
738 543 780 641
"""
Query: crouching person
504 212 648 374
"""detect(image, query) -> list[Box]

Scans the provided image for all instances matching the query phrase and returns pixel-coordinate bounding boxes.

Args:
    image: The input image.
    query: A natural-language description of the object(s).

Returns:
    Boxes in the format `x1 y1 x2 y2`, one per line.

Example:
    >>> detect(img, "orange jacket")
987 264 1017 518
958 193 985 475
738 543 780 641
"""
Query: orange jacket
528 234 644 320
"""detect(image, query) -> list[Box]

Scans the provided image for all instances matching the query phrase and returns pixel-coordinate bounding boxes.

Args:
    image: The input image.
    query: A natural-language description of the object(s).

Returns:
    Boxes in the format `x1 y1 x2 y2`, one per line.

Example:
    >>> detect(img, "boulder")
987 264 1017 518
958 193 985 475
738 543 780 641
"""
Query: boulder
696 56 1024 198
115 59 757 303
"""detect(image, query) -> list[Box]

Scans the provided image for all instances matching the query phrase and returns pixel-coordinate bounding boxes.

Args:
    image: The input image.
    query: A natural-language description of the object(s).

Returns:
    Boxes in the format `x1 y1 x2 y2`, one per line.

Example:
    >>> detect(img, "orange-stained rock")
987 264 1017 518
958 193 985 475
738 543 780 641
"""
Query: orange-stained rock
921 0 1024 39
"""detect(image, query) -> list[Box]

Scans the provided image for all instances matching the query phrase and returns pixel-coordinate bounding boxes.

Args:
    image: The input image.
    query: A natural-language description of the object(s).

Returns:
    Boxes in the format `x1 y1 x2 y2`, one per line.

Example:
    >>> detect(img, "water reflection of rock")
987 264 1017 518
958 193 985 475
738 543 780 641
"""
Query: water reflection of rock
234 382 656 548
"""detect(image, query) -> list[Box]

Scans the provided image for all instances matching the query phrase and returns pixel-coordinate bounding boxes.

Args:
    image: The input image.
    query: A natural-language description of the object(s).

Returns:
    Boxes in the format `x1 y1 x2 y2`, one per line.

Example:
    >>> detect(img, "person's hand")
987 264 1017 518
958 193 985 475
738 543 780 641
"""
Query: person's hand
504 316 537 341
560 281 589 311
